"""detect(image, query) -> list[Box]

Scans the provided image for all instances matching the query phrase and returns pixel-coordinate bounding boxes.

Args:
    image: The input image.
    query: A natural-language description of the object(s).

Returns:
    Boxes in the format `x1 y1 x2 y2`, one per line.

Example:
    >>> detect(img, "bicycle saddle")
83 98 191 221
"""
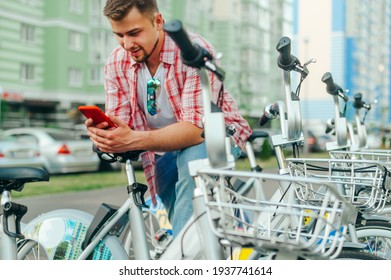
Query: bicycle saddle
93 144 144 163
0 167 49 192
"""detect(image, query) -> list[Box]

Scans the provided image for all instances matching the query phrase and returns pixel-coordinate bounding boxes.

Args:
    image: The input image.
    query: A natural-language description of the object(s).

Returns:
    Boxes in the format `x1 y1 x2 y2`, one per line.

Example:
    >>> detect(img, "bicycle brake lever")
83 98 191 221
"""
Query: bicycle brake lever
129 183 149 208
303 58 317 67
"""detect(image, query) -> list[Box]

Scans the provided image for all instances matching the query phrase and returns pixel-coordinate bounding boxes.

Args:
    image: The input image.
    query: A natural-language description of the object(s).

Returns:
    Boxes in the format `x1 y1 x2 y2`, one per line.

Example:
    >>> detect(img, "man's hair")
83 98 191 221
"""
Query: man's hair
104 0 159 21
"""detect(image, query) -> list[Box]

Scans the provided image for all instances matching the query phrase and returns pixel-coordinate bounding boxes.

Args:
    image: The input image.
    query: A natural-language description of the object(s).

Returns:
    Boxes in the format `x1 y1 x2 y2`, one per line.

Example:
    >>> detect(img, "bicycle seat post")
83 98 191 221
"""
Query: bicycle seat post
124 159 151 260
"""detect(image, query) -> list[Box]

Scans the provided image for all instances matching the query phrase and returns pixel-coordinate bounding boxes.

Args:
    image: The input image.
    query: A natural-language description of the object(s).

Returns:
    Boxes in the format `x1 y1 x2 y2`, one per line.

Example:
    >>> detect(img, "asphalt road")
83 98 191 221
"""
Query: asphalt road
15 186 130 223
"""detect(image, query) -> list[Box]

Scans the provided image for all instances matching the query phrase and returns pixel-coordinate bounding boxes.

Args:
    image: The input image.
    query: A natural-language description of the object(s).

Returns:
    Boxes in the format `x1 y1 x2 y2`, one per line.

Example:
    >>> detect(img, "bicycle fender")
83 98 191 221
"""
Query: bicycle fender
361 214 391 223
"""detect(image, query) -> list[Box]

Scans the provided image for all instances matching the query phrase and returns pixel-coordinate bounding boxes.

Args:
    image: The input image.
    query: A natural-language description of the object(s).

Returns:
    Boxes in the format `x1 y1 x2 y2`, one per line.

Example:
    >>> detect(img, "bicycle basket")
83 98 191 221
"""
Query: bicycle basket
196 168 357 259
286 157 391 214
330 149 391 164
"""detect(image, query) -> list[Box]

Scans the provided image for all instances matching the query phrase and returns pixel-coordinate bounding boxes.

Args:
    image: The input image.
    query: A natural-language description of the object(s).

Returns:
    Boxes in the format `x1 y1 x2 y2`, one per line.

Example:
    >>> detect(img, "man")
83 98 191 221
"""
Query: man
86 0 252 237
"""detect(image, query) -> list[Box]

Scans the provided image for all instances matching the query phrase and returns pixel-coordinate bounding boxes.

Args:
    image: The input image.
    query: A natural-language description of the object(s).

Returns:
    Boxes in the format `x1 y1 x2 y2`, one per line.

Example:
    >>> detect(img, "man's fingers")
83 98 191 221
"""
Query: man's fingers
85 118 94 127
109 115 127 128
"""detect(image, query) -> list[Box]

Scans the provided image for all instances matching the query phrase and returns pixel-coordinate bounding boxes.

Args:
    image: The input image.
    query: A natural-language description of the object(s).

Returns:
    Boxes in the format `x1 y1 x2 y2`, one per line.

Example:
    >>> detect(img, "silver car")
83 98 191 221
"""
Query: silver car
0 130 45 169
5 127 100 174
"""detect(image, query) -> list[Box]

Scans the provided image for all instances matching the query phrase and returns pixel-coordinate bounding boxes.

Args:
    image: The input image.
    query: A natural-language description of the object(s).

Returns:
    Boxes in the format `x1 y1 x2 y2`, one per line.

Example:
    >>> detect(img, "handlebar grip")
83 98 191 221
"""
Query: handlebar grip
276 36 296 70
321 72 349 102
163 20 204 67
259 114 270 126
321 72 339 95
353 93 363 109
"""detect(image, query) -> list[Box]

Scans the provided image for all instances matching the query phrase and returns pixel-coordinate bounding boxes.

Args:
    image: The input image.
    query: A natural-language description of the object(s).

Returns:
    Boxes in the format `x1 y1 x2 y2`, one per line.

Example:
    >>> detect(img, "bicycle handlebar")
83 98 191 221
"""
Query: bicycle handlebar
321 72 348 102
276 36 299 71
259 114 270 126
259 103 279 126
353 92 371 110
163 20 225 81
353 93 363 109
163 20 206 68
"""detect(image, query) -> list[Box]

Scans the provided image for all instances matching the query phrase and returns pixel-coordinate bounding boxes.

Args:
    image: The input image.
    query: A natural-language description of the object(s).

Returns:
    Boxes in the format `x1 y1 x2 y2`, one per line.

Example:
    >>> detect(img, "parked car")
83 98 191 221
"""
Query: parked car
306 130 322 153
0 129 45 169
5 127 100 174
366 134 382 149
317 134 335 151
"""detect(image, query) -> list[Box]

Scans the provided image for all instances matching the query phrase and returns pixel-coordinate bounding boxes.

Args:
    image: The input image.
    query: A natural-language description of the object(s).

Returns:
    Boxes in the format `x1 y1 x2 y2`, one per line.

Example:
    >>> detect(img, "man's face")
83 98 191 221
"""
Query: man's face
109 8 161 63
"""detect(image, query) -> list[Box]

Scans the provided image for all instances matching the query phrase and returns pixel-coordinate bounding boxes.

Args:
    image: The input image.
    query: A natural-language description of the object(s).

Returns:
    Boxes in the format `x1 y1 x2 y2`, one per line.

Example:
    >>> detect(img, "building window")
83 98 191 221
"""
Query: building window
69 31 83 51
20 63 35 82
69 68 83 87
90 30 117 62
21 23 35 44
69 0 83 14
89 67 103 85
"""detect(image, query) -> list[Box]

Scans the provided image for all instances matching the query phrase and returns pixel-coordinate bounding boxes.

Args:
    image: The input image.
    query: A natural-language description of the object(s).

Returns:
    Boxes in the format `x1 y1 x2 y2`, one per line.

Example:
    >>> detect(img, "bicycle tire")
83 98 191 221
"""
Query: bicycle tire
336 248 384 260
19 209 128 260
17 239 49 260
354 220 391 259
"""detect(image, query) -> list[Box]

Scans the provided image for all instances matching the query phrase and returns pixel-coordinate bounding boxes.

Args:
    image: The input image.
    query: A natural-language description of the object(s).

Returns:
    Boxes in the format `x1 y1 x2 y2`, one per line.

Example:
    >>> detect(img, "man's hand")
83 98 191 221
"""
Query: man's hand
86 115 204 154
86 115 134 153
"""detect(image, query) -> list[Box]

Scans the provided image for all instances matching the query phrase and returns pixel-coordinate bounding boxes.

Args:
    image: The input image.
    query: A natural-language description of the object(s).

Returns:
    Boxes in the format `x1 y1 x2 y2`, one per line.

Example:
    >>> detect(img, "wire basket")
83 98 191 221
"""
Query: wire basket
330 149 391 164
195 168 357 259
286 157 391 214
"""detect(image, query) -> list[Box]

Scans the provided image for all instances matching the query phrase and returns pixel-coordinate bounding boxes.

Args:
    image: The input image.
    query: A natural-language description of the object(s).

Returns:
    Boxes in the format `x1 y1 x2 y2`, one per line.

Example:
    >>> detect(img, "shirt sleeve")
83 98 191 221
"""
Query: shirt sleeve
104 49 133 127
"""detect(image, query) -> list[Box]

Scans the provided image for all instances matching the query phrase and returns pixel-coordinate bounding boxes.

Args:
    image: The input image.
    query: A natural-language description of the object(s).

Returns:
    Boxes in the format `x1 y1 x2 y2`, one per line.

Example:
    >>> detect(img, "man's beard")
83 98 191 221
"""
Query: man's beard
132 37 159 63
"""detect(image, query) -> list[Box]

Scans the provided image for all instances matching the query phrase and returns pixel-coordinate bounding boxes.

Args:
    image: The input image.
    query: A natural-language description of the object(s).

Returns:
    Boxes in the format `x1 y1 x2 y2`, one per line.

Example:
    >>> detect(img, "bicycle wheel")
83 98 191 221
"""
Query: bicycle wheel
355 220 391 259
19 209 127 260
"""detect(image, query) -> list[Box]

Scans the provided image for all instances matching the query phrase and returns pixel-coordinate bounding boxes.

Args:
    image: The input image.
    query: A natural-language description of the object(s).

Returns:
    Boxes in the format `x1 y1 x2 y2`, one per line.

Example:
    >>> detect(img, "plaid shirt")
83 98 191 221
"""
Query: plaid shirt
104 32 252 204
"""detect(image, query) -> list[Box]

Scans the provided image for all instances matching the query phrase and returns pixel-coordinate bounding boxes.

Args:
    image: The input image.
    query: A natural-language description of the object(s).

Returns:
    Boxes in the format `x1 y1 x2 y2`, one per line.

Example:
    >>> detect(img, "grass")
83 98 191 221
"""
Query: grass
13 169 147 199
13 151 329 198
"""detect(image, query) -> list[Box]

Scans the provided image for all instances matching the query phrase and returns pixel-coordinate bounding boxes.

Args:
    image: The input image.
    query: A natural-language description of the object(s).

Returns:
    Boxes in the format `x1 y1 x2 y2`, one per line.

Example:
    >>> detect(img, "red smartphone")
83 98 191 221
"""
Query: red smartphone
78 105 117 128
